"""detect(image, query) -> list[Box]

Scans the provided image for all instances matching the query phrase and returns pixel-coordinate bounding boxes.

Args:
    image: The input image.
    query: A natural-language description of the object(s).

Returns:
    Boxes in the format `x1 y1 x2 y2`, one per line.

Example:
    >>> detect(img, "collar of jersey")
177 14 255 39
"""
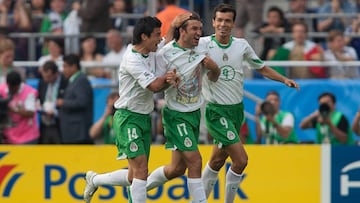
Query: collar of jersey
172 41 189 51
211 34 233 49
131 48 149 58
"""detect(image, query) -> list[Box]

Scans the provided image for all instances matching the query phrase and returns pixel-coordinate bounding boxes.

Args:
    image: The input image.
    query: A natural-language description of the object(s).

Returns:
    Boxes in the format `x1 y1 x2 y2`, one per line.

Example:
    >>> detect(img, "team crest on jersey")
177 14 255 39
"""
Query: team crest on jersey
184 137 193 147
220 65 235 81
130 142 138 152
227 131 236 140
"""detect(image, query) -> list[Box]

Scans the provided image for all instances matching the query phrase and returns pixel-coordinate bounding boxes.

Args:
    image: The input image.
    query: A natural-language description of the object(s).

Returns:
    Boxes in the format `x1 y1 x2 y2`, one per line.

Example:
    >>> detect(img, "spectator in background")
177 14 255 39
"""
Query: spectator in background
76 0 111 54
40 0 67 34
324 30 358 78
79 35 107 78
270 22 325 78
102 29 127 68
57 54 93 144
39 0 67 56
89 91 119 144
300 92 354 144
234 0 264 38
344 14 360 59
0 0 14 25
38 37 63 71
255 91 298 144
30 0 49 32
317 0 356 33
156 0 188 37
0 38 26 84
110 0 134 32
352 107 360 135
102 29 127 79
37 60 68 144
0 71 39 144
254 6 290 60
0 0 32 60
286 0 318 31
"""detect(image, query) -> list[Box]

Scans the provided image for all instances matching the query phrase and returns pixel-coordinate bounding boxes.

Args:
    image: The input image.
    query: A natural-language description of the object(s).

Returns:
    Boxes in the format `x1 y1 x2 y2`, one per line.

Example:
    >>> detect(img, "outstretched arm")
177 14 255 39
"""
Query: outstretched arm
256 66 299 90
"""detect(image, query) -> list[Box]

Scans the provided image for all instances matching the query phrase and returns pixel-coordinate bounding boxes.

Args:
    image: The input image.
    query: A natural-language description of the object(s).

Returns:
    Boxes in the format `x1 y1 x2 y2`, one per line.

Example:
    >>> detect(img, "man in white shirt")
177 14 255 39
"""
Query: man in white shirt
83 14 190 203
102 29 127 65
200 4 299 203
146 12 220 203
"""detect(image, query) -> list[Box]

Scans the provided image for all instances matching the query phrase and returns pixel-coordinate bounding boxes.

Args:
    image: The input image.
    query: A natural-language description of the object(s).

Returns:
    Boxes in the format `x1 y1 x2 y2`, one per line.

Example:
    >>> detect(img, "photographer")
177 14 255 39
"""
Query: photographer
300 92 354 144
0 71 39 144
255 91 298 144
89 91 119 144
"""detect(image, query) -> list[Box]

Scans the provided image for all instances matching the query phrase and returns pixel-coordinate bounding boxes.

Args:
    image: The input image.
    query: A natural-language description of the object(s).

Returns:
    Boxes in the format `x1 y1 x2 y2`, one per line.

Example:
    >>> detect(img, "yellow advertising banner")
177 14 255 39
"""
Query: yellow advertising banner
0 145 320 203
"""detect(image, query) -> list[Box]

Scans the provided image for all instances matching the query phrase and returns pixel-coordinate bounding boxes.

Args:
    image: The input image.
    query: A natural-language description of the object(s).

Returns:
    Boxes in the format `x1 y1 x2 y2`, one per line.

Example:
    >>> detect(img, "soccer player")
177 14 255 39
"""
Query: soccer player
200 3 299 203
145 12 220 203
83 15 186 203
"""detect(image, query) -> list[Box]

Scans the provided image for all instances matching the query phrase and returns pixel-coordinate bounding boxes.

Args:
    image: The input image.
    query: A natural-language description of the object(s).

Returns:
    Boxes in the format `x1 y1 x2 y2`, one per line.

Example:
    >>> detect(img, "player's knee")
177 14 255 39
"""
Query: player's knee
168 165 186 179
132 165 148 179
209 158 226 171
232 154 248 173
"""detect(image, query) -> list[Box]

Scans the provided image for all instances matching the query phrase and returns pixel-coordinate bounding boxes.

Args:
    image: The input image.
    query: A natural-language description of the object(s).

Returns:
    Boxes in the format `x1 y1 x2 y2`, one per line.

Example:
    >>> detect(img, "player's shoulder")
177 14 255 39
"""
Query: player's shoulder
199 36 212 43
231 37 250 46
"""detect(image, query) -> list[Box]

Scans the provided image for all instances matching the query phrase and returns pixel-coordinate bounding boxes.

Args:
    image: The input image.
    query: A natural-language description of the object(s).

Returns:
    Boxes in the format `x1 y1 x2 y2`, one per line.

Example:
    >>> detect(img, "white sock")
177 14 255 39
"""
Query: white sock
201 163 219 198
130 178 147 203
188 178 207 203
225 168 244 203
146 166 168 191
92 169 130 187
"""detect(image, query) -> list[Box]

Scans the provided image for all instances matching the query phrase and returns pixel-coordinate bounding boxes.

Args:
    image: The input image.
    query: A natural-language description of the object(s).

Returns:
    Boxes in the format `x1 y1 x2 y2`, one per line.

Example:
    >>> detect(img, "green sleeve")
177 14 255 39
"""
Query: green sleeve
40 16 51 33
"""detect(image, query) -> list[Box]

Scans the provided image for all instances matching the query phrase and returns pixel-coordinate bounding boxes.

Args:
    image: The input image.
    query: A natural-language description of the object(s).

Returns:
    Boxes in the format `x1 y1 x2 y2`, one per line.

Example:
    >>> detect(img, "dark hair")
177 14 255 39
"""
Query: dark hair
174 11 201 41
267 6 285 25
63 54 81 70
163 0 176 4
266 90 280 98
79 35 97 59
132 16 162 45
327 30 344 42
42 60 58 73
318 92 336 103
6 71 22 87
46 37 64 50
213 3 236 21
291 22 308 33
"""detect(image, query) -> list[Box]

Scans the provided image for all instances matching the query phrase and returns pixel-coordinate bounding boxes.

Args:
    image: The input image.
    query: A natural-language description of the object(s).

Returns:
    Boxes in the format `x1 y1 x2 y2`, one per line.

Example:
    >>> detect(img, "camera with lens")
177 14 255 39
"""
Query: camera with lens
260 101 276 116
319 103 330 119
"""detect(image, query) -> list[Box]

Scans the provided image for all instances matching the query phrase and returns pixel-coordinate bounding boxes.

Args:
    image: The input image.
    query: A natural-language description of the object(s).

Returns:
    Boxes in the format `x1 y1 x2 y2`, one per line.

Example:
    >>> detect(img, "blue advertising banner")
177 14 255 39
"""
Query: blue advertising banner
331 146 360 203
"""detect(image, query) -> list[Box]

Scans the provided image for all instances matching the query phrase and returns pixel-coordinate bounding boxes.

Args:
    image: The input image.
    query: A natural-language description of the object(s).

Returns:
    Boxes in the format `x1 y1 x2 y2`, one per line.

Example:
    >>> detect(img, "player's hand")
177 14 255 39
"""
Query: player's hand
166 69 180 87
171 13 192 29
284 78 300 90
202 56 218 70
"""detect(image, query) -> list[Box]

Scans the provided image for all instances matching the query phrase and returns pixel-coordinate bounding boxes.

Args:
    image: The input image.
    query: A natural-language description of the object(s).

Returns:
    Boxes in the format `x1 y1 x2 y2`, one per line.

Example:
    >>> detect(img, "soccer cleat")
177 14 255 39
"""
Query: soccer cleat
83 171 98 203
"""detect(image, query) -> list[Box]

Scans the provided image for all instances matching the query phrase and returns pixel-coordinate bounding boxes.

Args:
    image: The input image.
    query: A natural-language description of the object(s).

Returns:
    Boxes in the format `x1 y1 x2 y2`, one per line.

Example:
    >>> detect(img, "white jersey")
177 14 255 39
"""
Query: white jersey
156 41 206 112
200 35 265 105
114 45 157 114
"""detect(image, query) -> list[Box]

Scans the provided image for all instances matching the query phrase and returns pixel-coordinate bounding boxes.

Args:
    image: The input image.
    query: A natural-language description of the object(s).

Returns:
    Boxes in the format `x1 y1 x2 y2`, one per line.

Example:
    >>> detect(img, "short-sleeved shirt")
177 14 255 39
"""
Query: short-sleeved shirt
199 35 264 105
156 40 206 112
114 46 157 114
